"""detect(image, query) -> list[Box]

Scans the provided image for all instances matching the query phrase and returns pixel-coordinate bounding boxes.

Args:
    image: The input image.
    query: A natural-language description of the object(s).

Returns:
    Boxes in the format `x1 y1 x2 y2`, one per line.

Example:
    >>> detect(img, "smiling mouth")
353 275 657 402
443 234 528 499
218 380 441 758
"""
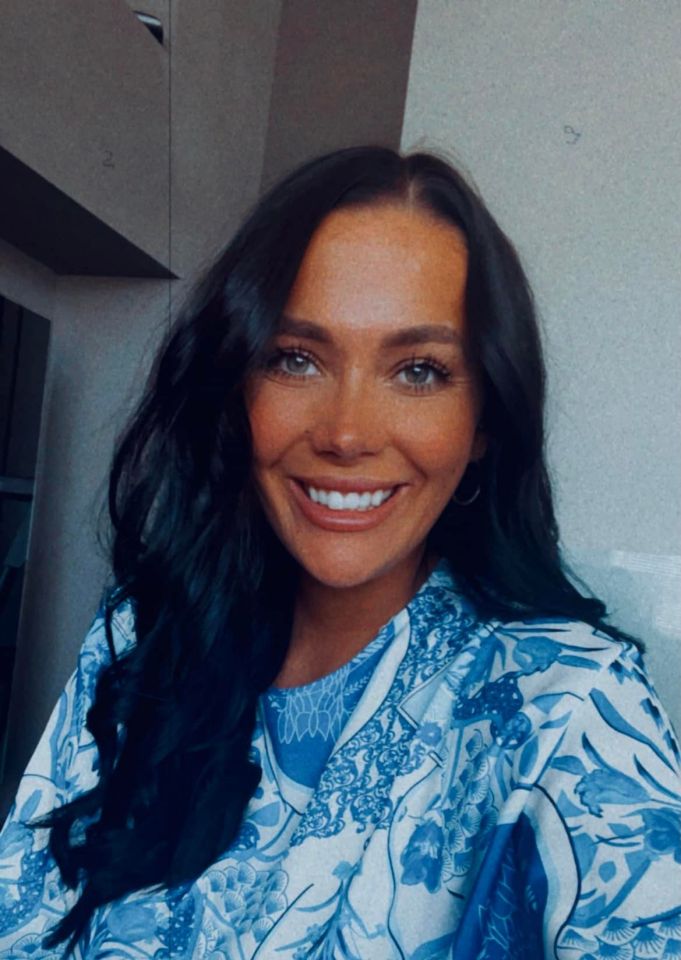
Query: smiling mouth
296 480 400 511
288 477 405 530
294 478 404 514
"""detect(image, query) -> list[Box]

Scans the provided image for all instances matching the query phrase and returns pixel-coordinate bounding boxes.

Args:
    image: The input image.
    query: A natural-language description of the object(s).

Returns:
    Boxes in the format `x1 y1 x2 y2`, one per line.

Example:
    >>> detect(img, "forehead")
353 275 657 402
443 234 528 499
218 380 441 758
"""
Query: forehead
284 203 469 333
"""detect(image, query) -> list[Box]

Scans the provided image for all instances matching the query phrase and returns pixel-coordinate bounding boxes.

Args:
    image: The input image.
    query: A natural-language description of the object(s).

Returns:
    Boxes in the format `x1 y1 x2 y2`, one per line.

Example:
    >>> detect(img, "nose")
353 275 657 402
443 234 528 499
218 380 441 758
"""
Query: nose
309 373 385 459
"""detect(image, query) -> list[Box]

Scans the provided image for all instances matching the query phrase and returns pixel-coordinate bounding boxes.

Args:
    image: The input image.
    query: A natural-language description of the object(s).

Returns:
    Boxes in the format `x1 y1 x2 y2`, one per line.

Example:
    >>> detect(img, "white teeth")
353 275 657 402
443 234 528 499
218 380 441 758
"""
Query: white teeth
305 485 396 511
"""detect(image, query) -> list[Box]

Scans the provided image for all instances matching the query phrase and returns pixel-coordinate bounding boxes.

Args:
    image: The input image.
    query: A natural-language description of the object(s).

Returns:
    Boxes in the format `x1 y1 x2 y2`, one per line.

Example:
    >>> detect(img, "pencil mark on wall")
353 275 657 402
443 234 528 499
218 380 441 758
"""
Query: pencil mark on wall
563 125 581 145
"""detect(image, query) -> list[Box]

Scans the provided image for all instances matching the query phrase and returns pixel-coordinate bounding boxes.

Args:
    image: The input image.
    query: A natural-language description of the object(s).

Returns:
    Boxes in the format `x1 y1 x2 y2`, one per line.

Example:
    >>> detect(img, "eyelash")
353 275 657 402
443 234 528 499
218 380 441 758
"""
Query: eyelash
264 344 454 394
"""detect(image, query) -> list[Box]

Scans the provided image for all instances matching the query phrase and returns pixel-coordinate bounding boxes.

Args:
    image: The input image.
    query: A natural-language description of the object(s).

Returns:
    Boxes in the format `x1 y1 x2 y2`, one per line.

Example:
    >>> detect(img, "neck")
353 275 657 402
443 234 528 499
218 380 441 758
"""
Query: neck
273 546 439 688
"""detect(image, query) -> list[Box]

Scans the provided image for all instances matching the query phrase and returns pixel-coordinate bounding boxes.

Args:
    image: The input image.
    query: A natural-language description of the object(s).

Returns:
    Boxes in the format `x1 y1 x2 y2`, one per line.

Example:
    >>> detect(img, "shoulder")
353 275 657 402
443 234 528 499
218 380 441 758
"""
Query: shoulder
486 617 674 734
490 614 626 665
481 616 680 783
58 597 139 786
431 612 679 773
488 616 676 742
424 571 634 704
70 595 138 719
433 612 628 704
483 615 637 702
81 594 137 663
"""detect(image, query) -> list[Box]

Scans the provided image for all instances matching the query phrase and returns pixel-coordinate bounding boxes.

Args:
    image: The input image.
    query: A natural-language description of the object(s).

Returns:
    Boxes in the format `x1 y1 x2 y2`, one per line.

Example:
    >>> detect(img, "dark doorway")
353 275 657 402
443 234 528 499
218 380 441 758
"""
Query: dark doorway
0 295 50 782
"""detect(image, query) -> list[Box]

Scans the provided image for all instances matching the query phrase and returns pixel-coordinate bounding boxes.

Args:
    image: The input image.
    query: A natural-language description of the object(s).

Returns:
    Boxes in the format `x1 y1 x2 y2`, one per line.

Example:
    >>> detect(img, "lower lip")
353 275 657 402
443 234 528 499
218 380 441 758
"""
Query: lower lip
289 480 406 532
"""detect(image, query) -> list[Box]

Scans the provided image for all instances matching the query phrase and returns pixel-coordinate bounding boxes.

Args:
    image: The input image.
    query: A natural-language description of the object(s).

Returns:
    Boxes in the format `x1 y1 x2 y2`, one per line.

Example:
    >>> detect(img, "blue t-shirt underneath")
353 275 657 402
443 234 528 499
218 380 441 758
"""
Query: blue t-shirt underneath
261 627 394 788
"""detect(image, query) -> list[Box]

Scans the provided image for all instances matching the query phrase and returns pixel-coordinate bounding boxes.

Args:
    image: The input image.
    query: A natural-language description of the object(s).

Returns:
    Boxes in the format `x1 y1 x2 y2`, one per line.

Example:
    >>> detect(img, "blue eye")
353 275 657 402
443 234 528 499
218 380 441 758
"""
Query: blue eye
402 365 430 384
265 346 453 393
266 348 318 378
398 359 452 391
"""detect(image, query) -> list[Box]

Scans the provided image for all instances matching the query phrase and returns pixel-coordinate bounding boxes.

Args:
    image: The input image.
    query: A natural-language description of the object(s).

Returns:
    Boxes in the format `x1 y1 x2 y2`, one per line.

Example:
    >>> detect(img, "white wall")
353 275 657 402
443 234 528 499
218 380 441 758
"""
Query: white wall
403 0 681 730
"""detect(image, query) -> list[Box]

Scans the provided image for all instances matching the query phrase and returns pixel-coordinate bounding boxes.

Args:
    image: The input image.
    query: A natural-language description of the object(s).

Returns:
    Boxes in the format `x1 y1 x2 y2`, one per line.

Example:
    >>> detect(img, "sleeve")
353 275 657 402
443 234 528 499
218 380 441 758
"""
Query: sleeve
531 642 681 958
0 599 133 957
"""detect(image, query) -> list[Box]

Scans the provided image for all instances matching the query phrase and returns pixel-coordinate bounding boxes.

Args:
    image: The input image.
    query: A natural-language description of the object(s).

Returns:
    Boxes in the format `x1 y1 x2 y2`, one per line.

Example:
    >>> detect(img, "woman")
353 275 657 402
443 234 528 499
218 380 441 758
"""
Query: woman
1 145 679 959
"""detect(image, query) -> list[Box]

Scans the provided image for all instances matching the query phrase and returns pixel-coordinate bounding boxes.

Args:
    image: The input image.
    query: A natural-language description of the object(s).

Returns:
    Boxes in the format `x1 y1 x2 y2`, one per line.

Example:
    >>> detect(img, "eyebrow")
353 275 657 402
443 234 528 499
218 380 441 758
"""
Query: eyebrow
278 314 464 349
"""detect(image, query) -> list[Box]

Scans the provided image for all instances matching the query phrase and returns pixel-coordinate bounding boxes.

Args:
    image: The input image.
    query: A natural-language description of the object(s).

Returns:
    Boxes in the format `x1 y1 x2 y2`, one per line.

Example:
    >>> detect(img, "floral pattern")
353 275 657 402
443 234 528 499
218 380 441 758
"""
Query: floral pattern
0 556 680 958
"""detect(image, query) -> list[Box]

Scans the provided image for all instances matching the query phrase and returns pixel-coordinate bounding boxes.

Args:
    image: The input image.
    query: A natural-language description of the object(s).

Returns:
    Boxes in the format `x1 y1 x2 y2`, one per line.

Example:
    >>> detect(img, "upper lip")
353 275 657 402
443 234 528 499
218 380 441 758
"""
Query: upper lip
294 476 405 494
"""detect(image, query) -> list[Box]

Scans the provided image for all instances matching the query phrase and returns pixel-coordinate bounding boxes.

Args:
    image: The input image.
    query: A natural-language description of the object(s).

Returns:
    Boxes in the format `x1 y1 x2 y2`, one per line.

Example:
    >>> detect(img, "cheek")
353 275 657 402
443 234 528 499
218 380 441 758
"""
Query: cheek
247 387 299 465
397 407 479 476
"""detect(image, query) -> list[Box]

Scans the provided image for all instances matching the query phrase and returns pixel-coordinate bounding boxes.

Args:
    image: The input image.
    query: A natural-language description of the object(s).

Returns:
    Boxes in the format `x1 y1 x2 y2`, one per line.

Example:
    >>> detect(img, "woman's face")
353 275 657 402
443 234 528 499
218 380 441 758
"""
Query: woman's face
244 202 487 589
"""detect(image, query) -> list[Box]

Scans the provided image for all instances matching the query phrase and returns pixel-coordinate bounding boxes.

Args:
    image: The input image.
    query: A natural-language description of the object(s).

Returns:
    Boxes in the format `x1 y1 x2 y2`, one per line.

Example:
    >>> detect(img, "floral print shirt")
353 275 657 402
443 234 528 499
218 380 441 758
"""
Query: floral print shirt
1 555 680 959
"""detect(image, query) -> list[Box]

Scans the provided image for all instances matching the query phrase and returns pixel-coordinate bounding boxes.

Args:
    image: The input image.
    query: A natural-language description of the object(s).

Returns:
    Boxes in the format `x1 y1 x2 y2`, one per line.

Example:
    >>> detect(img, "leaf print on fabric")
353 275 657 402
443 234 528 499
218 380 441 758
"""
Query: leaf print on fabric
575 768 651 816
20 788 43 824
250 802 280 828
539 711 571 730
556 655 601 671
590 689 677 772
280 860 384 960
552 755 588 776
665 730 681 767
640 697 666 730
409 933 455 960
518 737 539 778
533 692 566 714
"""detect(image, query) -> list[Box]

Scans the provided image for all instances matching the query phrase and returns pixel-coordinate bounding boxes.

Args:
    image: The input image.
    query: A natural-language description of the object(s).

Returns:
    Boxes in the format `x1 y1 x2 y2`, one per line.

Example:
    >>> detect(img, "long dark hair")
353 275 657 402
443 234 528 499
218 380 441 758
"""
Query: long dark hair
29 145 641 954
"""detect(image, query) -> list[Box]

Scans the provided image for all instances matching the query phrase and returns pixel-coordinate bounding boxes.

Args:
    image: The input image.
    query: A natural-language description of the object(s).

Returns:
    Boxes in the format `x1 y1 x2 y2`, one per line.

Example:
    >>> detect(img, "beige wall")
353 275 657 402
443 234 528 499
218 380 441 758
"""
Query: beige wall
0 0 416 819
0 0 169 268
262 0 416 192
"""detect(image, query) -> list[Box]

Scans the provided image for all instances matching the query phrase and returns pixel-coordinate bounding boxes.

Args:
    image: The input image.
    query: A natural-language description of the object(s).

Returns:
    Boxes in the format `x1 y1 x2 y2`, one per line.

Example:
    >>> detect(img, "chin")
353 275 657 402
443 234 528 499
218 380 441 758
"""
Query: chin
292 543 409 590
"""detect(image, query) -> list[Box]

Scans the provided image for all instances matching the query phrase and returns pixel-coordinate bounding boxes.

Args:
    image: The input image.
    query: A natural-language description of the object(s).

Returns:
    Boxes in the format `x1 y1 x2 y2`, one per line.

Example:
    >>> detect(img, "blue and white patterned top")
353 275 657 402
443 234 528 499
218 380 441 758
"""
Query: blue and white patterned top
1 555 681 959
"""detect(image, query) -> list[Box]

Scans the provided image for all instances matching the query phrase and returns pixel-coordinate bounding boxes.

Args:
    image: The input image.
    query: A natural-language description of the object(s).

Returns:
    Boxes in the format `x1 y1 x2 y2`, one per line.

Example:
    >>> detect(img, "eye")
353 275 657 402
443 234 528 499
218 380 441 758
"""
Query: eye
263 346 454 393
397 356 453 393
265 347 320 380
